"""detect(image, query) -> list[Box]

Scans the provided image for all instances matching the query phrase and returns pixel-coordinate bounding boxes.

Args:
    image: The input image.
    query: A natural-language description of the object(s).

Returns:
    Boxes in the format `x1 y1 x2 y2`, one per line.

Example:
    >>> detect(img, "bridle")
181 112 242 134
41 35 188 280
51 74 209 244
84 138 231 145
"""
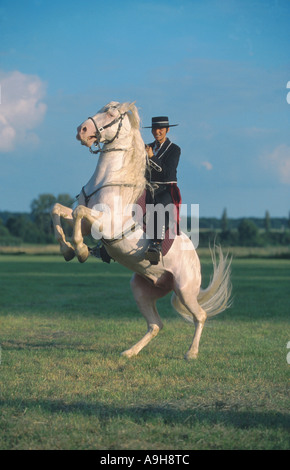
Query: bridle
88 110 127 154
79 108 138 206
76 105 148 244
78 105 147 218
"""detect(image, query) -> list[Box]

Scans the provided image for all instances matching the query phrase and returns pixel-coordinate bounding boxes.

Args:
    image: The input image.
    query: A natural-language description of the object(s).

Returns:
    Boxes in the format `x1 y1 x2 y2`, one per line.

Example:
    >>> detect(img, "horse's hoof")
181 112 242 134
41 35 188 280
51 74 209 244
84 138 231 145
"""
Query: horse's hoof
60 244 75 262
184 352 198 361
76 244 89 263
120 349 136 358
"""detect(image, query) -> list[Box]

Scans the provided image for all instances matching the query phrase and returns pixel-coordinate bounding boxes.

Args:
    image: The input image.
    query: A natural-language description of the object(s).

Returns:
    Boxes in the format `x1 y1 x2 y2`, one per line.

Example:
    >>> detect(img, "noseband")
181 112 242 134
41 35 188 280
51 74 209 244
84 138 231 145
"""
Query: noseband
88 111 126 154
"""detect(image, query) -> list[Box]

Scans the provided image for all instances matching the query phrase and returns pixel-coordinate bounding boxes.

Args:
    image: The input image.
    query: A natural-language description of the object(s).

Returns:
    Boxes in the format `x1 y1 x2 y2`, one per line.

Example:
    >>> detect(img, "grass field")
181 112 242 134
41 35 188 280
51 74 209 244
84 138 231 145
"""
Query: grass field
0 251 289 450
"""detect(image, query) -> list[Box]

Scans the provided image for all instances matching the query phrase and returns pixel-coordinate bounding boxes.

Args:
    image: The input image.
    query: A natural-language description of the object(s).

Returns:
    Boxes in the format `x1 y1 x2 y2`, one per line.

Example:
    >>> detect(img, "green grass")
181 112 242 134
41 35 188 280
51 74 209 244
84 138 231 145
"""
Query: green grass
0 254 289 450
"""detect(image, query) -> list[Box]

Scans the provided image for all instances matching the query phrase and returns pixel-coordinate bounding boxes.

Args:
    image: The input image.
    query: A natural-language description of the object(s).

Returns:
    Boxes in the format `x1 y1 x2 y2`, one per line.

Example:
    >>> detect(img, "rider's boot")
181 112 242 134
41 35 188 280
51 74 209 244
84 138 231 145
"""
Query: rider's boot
144 240 162 265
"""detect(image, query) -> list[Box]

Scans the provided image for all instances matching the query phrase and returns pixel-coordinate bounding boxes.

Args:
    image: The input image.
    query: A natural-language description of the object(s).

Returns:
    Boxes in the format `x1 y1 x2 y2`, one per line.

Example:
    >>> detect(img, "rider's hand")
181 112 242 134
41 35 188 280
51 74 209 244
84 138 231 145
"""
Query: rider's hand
145 145 154 158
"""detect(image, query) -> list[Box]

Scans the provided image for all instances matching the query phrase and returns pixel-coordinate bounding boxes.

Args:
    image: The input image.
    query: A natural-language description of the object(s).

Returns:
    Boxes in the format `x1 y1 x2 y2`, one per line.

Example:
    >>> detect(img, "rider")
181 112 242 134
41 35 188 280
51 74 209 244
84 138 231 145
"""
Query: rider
144 116 182 265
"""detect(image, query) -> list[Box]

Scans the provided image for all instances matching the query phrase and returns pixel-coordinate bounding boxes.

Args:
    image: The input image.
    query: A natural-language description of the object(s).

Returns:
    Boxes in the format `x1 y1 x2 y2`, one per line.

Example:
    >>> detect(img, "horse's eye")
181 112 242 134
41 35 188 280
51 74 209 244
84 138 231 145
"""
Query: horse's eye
108 106 119 117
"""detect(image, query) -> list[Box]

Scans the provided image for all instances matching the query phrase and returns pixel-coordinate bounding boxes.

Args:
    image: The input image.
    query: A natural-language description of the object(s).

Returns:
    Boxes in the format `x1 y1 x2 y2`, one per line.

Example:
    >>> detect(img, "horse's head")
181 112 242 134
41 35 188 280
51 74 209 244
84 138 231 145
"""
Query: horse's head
76 101 136 149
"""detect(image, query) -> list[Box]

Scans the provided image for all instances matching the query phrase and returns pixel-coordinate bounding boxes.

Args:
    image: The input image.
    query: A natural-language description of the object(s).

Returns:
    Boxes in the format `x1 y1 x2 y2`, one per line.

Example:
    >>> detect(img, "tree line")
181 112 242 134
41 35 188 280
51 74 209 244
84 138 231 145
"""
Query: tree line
0 195 290 247
198 208 290 247
0 194 74 245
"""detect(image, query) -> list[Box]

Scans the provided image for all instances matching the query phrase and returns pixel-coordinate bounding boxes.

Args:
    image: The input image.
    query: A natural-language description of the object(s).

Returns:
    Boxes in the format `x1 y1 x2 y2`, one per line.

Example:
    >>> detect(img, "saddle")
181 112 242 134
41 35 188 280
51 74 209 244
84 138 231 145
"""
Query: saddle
89 187 181 262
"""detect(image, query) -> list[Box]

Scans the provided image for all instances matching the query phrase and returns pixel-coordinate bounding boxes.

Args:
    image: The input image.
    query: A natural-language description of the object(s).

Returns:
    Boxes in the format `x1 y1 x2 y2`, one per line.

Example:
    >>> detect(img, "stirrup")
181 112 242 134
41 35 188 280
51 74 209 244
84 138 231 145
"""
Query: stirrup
88 243 112 264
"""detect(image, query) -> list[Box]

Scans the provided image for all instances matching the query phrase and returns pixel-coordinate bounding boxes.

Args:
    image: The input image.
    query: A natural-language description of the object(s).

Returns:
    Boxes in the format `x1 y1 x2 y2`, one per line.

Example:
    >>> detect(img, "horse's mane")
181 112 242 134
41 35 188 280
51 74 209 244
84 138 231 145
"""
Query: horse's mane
114 103 147 205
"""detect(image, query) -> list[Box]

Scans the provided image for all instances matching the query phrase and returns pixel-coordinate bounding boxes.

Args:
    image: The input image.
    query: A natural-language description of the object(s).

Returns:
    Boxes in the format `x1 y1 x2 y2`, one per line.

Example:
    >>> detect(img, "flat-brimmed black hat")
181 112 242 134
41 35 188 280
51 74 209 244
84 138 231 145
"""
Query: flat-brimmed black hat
143 116 179 129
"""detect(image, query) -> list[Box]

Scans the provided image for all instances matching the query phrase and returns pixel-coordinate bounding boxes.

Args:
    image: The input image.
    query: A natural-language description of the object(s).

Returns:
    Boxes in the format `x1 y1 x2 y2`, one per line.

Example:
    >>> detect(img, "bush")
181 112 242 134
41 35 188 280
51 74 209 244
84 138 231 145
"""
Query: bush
262 230 290 246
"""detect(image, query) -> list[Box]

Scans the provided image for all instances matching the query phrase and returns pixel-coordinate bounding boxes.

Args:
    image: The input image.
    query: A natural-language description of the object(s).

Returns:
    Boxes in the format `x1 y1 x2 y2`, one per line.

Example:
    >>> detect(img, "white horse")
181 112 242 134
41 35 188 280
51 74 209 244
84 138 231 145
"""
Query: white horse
51 101 232 360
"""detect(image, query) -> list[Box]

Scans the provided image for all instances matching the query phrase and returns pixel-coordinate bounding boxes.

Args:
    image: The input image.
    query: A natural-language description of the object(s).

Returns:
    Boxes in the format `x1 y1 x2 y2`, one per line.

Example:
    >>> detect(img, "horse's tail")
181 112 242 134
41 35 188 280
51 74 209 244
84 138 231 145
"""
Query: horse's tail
197 246 232 318
171 245 232 323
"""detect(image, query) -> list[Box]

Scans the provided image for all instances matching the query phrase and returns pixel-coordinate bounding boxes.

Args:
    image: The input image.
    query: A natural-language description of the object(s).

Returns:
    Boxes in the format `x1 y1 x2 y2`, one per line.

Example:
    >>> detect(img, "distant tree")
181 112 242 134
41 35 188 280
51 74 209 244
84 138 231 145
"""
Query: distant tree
220 208 233 244
56 193 75 208
30 193 56 242
6 215 44 243
238 218 259 246
0 218 10 236
30 194 56 215
30 193 74 223
264 210 271 233
30 193 74 242
21 221 45 243
6 215 30 238
221 208 228 233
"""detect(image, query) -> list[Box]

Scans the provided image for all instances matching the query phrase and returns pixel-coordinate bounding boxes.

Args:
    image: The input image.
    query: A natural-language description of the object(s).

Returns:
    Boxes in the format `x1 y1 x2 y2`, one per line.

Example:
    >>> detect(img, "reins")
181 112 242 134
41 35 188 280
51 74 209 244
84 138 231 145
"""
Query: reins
81 183 137 207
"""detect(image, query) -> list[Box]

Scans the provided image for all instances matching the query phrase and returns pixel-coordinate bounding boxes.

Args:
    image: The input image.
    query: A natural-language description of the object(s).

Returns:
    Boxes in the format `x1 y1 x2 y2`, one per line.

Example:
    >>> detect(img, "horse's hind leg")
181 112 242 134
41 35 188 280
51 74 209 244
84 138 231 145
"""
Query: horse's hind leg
51 203 75 261
185 309 206 360
172 286 207 360
121 273 170 358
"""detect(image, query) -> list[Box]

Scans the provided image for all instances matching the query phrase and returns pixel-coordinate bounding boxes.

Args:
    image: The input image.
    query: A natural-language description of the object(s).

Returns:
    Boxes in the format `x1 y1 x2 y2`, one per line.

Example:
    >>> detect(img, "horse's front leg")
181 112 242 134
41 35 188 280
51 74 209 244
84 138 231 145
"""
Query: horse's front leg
51 203 75 261
72 205 102 263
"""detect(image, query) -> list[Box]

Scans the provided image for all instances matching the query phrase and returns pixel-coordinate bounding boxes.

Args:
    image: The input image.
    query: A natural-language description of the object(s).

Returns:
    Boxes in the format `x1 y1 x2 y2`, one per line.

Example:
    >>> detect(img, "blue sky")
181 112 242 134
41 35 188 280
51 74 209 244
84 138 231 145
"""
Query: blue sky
0 0 289 217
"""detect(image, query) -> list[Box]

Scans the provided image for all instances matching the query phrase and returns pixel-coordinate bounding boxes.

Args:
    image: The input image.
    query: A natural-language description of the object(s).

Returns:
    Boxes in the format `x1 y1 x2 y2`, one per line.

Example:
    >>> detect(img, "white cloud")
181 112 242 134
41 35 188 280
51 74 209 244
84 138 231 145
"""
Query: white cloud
265 144 290 184
201 161 213 171
0 70 47 152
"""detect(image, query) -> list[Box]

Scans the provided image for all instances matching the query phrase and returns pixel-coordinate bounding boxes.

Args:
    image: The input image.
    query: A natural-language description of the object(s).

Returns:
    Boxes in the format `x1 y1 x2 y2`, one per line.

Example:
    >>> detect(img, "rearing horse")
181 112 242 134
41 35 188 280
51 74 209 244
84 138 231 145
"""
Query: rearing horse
51 101 232 360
